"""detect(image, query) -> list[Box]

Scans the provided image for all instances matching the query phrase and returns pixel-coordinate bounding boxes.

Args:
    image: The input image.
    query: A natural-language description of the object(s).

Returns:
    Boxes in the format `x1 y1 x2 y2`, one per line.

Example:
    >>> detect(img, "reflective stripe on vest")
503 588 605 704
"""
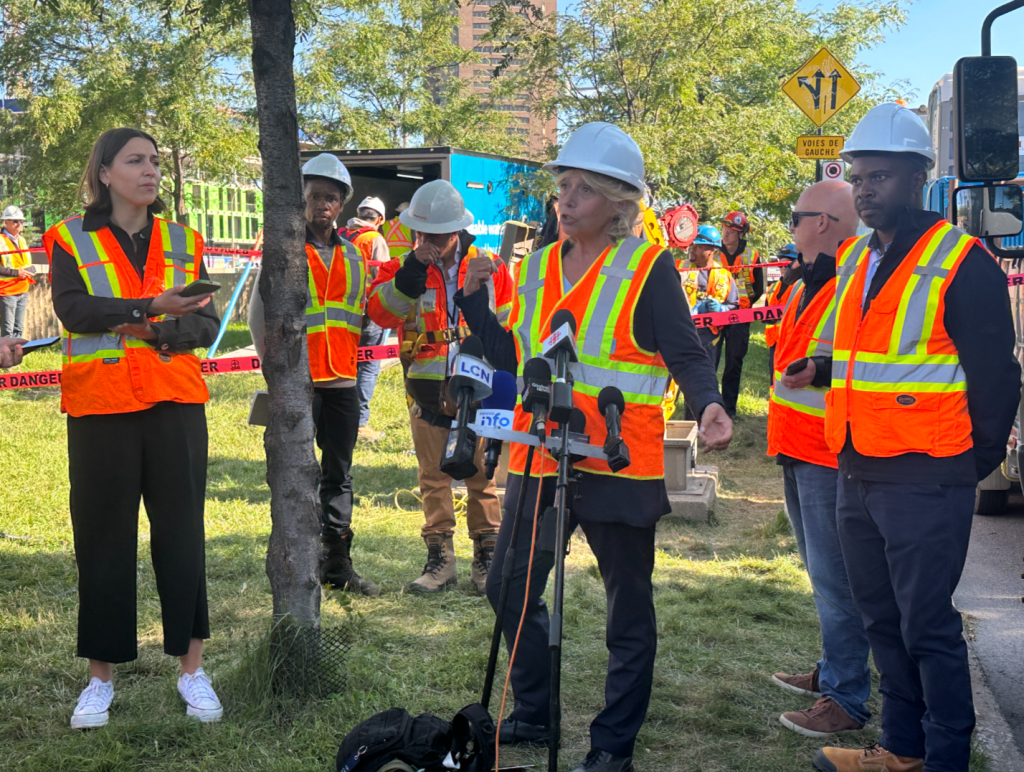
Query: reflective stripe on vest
43 215 207 417
826 222 975 456
509 236 670 478
0 232 31 295
306 241 365 381
770 280 837 417
720 248 757 302
385 218 413 258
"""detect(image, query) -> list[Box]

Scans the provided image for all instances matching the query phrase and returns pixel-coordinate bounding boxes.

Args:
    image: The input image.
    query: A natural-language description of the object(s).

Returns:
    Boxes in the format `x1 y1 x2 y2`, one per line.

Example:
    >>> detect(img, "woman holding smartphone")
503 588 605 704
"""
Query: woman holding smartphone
46 127 222 728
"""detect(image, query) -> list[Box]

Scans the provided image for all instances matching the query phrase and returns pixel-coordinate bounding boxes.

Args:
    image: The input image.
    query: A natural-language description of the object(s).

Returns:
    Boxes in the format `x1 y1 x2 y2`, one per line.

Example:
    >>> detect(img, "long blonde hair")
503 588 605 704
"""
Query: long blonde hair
554 168 642 242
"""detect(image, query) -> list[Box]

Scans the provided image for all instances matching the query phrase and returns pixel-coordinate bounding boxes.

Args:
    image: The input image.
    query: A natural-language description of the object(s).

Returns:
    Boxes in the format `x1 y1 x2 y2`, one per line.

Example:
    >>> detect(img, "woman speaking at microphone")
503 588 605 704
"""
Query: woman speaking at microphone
47 128 222 729
455 122 732 772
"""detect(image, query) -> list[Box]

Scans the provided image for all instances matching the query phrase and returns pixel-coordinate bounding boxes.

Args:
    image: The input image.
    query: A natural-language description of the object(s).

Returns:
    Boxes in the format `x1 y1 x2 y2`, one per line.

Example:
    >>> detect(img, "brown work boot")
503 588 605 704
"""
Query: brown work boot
408 534 457 593
772 666 822 697
780 696 864 738
813 744 923 772
470 534 497 595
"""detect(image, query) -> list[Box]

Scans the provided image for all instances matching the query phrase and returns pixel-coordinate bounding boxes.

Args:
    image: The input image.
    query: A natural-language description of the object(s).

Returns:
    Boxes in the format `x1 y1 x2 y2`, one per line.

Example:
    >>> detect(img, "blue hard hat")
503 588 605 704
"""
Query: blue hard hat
693 224 722 248
778 243 799 260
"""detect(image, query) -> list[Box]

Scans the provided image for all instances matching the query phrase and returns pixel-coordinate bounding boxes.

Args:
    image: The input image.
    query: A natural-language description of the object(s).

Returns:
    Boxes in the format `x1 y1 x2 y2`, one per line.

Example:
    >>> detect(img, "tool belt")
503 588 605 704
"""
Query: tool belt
400 325 471 362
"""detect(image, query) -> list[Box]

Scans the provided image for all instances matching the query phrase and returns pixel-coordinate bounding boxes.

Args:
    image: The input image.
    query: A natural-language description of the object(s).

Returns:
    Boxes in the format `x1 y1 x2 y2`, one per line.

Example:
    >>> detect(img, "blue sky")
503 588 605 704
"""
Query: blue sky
799 1 1024 105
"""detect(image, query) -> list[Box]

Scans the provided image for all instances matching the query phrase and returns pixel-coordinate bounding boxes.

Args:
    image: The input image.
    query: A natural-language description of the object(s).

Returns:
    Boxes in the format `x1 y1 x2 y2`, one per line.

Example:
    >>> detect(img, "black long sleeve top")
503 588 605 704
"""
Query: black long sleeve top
50 212 220 353
820 208 1020 485
454 246 725 527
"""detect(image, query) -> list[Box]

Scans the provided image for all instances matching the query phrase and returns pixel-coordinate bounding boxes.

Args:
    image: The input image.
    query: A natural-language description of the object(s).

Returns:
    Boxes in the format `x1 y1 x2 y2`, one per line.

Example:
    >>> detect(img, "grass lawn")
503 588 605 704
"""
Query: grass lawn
0 325 988 771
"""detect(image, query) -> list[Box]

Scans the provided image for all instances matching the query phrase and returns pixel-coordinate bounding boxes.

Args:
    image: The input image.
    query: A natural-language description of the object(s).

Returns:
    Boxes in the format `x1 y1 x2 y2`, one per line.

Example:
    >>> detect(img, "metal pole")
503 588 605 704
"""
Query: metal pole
982 0 1024 56
547 425 573 772
815 126 823 182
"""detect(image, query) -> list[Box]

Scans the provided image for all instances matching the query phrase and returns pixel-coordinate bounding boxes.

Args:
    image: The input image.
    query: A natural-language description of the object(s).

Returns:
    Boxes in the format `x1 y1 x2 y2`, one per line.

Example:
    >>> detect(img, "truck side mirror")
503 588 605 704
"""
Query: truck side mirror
953 56 1020 182
955 183 1024 240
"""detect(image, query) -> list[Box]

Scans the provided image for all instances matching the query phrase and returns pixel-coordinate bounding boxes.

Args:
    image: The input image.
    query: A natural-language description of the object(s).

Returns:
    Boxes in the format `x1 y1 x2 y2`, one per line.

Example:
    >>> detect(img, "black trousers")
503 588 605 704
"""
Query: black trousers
485 474 657 758
837 477 976 771
713 322 750 416
68 402 209 663
314 386 360 537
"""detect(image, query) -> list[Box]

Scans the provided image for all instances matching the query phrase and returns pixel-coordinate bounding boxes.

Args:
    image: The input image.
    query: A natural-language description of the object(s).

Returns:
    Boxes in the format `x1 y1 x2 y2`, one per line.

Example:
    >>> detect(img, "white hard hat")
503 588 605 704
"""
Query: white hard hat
396 202 410 213
1 205 25 221
399 180 474 234
543 122 645 193
357 196 386 219
840 102 936 168
302 153 354 203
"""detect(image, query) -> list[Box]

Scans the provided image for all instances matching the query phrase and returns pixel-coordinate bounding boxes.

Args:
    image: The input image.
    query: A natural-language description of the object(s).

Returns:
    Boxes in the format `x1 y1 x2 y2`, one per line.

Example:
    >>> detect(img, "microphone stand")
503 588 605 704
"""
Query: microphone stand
481 440 535 711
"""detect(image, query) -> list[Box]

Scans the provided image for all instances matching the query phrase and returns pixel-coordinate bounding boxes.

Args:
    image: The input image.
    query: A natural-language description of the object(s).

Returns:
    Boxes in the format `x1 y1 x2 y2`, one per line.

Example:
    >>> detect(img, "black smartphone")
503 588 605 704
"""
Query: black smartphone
180 279 222 297
20 336 60 354
784 357 810 376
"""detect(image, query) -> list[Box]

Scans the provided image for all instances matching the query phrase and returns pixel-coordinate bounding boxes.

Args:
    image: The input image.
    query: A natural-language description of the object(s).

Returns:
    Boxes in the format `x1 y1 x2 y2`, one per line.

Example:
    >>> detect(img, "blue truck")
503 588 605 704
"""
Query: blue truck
301 146 548 254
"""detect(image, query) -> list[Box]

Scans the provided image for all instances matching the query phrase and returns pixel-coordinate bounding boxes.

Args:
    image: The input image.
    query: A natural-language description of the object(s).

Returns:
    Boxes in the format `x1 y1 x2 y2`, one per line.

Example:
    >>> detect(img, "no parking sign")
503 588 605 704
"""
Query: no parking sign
823 159 846 180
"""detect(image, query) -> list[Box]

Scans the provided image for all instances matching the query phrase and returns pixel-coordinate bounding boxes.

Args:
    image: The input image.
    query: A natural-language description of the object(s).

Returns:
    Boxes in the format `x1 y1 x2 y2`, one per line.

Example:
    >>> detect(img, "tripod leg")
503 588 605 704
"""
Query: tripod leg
481 445 536 710
547 432 573 772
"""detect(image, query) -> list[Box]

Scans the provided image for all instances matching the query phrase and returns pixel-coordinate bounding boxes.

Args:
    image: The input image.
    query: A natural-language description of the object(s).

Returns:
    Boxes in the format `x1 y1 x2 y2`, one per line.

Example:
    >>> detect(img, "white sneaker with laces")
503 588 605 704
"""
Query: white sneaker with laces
71 677 114 729
177 668 223 722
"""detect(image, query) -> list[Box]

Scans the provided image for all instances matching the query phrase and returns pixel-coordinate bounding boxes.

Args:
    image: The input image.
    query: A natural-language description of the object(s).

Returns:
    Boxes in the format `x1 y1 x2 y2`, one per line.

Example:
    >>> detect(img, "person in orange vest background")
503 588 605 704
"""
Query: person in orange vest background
248 153 379 597
46 128 222 730
457 122 732 772
763 242 800 381
383 201 413 259
342 196 392 442
368 179 513 595
784 104 1021 772
0 205 36 338
716 210 763 417
766 181 872 741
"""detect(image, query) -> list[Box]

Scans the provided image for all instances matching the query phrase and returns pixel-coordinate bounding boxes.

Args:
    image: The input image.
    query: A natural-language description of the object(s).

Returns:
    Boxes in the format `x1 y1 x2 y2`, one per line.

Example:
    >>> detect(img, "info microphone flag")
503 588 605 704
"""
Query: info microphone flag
440 335 494 480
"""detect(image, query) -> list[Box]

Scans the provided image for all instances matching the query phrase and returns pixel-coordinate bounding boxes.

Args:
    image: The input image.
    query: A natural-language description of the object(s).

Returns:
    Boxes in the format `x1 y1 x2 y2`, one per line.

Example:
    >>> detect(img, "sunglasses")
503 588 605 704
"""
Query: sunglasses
790 211 840 230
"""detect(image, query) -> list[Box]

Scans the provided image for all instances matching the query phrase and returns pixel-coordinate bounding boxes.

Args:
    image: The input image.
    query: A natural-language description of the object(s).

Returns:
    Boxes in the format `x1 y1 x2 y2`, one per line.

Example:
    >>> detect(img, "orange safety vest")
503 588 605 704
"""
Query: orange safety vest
508 236 671 480
764 280 796 348
305 241 366 382
340 225 381 264
42 216 208 417
0 230 32 296
718 247 760 309
384 217 413 259
767 279 838 468
825 222 977 457
368 245 513 382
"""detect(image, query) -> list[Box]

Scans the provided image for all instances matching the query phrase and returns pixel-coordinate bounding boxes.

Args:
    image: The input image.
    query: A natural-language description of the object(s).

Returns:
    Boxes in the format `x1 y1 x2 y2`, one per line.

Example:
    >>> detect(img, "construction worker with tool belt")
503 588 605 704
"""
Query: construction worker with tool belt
715 210 763 417
767 181 874 742
248 152 379 597
456 122 732 772
0 205 35 338
784 103 1020 772
367 179 513 595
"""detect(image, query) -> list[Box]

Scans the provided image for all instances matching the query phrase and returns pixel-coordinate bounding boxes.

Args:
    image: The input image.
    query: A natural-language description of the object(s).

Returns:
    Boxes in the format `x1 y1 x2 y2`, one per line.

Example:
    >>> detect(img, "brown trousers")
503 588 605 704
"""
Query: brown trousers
409 404 501 538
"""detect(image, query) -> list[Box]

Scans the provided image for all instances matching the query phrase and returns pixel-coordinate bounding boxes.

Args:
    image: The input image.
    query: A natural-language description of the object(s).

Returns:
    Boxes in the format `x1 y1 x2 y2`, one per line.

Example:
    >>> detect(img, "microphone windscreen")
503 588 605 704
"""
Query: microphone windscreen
522 357 552 382
482 370 517 410
550 308 577 336
597 386 626 416
568 407 587 435
458 334 485 359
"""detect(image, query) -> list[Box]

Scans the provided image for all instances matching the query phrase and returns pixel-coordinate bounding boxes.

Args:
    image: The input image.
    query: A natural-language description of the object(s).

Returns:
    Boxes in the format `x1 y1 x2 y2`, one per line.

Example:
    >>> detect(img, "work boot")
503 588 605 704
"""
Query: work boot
470 534 497 595
408 534 457 593
569 749 633 772
780 696 863 737
772 666 822 697
320 529 380 596
813 744 923 772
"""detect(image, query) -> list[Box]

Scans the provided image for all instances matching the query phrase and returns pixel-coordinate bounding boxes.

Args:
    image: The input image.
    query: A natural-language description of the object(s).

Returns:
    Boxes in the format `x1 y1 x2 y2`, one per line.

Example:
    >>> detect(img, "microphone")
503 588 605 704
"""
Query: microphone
567 407 588 464
541 309 577 424
481 370 518 480
521 357 552 441
440 335 493 480
597 386 631 473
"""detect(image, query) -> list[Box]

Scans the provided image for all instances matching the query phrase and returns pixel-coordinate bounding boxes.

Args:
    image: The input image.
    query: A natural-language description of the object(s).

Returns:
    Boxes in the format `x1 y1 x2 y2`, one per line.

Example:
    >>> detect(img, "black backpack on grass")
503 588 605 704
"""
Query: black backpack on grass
336 703 495 772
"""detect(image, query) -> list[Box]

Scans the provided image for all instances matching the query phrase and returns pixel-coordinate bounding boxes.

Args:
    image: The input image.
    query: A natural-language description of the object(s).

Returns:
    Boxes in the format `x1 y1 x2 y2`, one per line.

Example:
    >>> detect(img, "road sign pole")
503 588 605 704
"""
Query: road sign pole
815 127 823 182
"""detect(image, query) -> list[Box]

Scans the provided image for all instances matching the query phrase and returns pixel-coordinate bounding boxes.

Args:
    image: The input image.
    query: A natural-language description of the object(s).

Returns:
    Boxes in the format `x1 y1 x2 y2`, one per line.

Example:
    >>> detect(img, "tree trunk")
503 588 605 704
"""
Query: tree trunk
248 0 322 628
171 146 186 224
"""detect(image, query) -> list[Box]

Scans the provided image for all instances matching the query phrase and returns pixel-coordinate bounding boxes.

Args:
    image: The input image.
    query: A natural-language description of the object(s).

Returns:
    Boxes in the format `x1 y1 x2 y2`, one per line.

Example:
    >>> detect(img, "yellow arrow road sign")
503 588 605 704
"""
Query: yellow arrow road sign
796 135 845 159
783 47 860 127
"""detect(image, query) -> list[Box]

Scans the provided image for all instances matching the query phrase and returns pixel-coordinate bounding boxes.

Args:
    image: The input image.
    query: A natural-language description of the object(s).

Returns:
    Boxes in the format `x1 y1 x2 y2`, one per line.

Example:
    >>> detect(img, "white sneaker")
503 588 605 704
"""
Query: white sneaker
177 668 223 722
71 677 113 729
